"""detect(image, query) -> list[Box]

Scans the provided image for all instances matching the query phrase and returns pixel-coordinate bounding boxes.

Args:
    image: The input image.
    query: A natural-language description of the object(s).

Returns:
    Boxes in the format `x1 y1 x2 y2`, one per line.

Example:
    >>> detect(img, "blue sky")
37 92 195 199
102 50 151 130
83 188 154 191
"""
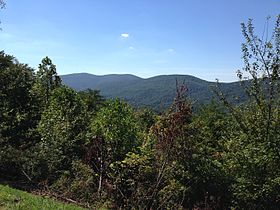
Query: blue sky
0 0 279 81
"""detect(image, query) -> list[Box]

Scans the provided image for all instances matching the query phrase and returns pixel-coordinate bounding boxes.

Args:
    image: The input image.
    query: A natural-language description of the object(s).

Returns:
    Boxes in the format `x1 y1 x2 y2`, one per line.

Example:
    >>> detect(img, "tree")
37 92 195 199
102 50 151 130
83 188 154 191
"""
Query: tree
135 108 156 132
0 0 5 9
32 86 87 182
34 57 61 105
190 102 233 209
78 89 105 114
85 99 140 198
0 51 38 177
216 15 280 209
106 83 193 209
109 147 157 208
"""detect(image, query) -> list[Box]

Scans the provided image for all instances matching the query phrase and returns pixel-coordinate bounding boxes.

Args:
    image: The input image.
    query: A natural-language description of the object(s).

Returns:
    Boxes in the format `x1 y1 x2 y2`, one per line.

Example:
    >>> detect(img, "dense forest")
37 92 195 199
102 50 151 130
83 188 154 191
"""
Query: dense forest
60 73 248 111
1 15 280 209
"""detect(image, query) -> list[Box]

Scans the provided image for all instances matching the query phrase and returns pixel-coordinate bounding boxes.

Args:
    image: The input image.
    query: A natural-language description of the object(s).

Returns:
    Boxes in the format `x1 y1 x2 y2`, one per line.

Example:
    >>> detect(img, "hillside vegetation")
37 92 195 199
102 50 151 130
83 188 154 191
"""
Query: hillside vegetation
1 16 280 209
61 73 247 110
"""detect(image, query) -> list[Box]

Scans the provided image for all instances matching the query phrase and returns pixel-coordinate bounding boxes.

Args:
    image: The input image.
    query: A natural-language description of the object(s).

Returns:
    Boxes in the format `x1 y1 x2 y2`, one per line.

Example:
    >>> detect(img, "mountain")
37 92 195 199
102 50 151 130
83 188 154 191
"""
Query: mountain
61 73 247 110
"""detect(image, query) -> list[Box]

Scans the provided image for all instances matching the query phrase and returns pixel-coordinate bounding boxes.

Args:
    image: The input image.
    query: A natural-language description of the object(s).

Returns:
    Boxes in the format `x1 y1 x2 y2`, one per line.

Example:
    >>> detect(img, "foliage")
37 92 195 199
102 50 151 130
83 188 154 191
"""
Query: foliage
33 57 61 106
110 149 157 209
78 89 105 114
61 73 247 111
51 161 96 205
190 102 233 209
134 107 156 132
216 15 280 209
31 86 87 182
0 0 5 9
1 15 280 210
0 51 38 177
88 99 140 162
85 99 141 200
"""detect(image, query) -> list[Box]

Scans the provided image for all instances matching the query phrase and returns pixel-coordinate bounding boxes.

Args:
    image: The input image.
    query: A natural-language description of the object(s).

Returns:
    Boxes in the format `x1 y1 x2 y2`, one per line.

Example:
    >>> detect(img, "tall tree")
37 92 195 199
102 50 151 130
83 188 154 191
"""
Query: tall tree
0 51 37 176
34 86 87 182
86 99 140 197
216 15 280 209
34 57 61 105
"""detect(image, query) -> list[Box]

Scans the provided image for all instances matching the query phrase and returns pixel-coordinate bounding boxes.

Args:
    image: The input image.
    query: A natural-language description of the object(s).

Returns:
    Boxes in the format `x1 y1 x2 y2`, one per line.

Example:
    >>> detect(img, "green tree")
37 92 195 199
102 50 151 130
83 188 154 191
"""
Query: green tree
190 102 233 209
0 51 38 177
100 108 157 208
33 86 87 182
216 15 280 209
144 84 231 209
110 147 157 209
34 57 61 105
135 108 156 132
78 89 105 114
86 99 140 198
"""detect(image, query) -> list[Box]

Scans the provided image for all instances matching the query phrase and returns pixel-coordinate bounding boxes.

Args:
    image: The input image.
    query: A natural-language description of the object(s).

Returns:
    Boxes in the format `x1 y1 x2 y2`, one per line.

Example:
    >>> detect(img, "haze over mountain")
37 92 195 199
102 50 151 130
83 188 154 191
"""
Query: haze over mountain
61 73 247 110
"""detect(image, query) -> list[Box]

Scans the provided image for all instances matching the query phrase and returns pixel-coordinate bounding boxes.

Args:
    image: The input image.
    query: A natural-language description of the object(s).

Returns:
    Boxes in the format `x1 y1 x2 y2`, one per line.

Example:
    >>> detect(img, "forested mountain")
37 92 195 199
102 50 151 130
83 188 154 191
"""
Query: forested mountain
61 73 247 109
1 13 280 210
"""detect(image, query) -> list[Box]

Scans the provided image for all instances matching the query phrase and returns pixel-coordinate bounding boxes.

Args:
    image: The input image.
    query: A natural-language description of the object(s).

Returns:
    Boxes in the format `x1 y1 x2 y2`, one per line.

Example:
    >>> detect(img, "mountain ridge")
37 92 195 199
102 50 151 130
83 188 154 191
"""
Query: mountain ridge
61 73 246 110
61 72 232 83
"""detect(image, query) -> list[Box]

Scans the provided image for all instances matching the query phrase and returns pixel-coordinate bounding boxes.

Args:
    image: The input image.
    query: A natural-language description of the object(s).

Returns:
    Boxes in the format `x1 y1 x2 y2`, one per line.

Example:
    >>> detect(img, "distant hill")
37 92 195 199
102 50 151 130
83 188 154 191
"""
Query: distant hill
61 73 247 110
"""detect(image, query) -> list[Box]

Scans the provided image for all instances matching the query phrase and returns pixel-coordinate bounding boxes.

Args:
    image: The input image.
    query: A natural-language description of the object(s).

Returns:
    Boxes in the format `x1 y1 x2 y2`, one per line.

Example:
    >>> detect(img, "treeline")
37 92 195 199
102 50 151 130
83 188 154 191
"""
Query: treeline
1 17 280 209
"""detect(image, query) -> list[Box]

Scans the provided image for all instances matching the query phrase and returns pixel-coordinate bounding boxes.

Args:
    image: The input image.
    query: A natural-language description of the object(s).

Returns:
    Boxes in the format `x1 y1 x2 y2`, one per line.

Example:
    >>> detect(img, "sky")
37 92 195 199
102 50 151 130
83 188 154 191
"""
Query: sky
0 0 279 82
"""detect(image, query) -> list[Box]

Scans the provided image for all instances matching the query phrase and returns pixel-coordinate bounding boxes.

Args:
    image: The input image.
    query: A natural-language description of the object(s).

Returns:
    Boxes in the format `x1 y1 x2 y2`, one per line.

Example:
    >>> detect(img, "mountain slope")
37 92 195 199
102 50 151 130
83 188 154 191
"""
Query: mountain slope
61 73 246 110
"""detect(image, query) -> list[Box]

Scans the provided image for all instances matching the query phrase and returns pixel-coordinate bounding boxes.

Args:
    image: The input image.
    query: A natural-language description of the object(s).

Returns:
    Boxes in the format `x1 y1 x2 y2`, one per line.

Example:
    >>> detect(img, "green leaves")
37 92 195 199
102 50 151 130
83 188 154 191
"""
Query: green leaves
89 99 140 162
214 16 280 209
1 16 280 208
0 51 38 175
35 87 87 181
78 89 105 114
34 56 61 106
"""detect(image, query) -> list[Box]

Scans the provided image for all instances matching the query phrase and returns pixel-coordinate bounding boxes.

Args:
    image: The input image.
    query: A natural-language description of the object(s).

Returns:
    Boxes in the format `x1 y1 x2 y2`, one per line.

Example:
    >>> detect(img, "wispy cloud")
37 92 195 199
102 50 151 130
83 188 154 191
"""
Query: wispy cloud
168 48 175 53
129 46 134 50
121 33 129 38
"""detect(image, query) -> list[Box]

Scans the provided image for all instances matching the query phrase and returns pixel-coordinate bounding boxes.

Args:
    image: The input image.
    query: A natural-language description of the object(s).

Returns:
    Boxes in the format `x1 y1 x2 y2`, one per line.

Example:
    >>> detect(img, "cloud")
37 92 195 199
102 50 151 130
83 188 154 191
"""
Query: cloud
121 33 129 38
168 48 175 53
129 46 134 50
